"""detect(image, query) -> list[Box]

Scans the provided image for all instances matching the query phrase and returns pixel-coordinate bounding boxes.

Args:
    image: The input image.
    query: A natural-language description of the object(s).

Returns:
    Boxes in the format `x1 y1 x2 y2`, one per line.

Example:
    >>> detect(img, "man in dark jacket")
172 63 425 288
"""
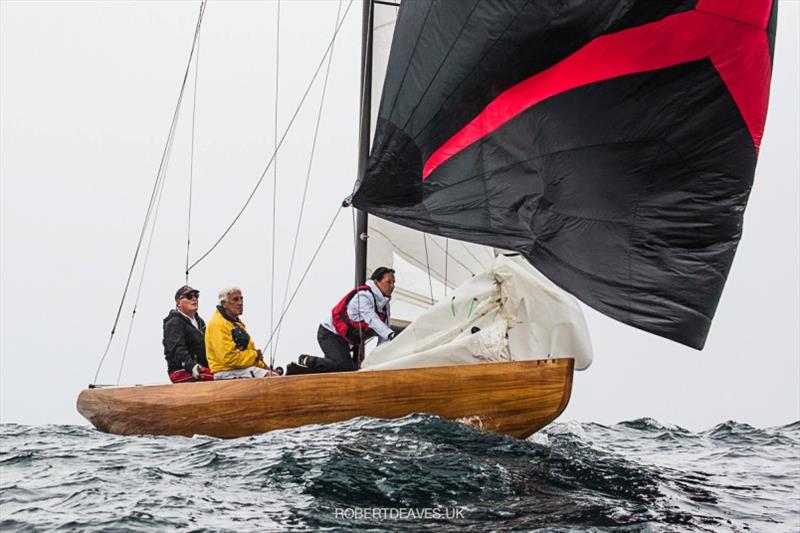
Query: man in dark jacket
163 285 213 383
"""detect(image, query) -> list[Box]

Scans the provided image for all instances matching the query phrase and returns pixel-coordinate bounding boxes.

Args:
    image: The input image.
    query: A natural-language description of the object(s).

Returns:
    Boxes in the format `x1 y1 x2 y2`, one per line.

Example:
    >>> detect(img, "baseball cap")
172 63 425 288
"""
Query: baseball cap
174 285 200 300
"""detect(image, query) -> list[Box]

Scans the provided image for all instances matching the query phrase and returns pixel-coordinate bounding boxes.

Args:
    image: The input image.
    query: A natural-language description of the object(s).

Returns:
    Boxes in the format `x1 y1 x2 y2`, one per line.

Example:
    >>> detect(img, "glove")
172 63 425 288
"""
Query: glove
191 364 202 380
387 332 396 341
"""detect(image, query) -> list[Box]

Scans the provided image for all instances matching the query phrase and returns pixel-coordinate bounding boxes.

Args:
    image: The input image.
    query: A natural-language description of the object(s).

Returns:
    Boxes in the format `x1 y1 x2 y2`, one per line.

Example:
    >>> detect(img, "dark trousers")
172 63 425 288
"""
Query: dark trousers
305 325 356 372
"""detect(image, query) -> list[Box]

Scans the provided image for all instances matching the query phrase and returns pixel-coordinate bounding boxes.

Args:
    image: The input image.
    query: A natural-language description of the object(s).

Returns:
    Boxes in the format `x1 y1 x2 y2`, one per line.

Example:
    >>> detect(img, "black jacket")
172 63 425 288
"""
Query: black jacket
163 309 208 373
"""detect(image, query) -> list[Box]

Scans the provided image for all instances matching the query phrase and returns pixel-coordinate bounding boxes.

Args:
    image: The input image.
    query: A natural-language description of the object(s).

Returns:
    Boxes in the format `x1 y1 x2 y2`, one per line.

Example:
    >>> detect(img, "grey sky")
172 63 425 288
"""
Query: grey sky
1 1 798 431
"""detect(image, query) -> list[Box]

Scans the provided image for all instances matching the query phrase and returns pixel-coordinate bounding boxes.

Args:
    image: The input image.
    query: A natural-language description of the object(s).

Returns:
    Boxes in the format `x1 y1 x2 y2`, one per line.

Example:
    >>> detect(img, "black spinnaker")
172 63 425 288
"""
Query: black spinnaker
352 0 778 349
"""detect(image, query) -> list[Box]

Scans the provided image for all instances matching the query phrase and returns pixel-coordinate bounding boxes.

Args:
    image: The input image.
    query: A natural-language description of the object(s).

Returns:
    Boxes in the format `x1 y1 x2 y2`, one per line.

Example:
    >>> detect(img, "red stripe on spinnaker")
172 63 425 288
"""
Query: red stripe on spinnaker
421 1 773 181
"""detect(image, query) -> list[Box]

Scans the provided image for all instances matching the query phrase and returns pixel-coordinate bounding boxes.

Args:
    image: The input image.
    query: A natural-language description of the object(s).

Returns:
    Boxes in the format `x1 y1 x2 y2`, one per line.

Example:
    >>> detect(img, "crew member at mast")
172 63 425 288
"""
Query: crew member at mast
299 267 397 372
163 285 214 383
206 286 275 379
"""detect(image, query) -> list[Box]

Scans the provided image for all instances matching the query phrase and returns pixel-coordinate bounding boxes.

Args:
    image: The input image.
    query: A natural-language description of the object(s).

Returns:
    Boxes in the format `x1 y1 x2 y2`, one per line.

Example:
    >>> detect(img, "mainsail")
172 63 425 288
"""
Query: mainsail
354 0 778 349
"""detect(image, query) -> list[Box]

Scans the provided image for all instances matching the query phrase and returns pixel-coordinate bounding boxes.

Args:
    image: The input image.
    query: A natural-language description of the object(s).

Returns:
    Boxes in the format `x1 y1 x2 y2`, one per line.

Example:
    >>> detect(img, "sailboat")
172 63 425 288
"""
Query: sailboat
77 0 778 439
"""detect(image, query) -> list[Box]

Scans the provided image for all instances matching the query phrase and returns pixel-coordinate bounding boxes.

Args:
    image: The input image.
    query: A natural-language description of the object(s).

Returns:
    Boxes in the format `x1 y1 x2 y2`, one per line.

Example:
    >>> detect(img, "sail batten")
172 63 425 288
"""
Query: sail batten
354 0 778 349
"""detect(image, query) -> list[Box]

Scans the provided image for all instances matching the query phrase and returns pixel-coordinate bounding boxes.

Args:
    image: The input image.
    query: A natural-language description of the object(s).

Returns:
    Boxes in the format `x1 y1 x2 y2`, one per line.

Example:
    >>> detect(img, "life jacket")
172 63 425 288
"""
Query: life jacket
331 284 388 345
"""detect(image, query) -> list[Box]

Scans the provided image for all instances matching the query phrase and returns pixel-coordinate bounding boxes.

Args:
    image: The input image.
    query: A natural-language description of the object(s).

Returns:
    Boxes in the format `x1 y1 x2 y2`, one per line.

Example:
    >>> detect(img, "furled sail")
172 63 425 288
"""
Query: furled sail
362 254 594 371
353 0 778 349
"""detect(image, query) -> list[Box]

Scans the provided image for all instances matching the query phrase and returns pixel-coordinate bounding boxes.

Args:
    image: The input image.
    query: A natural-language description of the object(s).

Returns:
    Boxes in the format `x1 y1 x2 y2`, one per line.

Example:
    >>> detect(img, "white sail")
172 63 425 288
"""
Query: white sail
367 218 498 319
370 0 399 137
362 254 594 371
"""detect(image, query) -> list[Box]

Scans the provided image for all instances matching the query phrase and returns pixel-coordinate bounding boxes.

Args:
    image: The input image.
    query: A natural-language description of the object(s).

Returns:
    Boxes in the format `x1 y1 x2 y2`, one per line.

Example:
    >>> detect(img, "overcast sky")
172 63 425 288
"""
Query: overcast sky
1 1 798 431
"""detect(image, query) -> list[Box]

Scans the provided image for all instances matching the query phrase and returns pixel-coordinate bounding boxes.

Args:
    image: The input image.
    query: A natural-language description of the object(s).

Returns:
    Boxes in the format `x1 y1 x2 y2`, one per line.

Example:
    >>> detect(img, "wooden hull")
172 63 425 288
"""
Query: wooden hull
76 358 574 439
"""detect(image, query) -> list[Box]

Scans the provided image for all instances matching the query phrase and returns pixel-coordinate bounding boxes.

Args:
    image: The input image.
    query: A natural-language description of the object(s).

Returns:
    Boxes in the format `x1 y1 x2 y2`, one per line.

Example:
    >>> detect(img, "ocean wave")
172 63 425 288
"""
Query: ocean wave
0 417 798 532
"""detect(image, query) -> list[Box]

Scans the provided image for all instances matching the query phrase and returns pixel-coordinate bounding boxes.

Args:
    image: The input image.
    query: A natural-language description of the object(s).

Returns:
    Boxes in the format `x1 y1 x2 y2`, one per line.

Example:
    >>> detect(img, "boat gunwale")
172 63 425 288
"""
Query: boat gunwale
77 357 575 439
80 357 573 393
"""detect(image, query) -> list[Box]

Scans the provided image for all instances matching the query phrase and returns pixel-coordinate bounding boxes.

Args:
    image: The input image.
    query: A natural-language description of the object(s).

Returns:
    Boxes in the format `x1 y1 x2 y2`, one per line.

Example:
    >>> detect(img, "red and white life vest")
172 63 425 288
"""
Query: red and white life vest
331 284 388 345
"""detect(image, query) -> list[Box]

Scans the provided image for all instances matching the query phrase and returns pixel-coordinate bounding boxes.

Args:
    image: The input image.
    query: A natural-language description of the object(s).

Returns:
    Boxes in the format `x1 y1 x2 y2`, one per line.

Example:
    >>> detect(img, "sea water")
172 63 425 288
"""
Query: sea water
1 416 798 532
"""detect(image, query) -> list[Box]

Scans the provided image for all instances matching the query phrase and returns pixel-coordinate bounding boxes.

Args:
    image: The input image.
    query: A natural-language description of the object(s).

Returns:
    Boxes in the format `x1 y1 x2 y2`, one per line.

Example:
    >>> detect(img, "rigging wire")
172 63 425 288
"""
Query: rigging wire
459 241 491 271
369 226 474 280
186 0 355 273
430 231 490 272
185 17 202 283
423 234 435 305
92 0 207 385
116 6 205 384
260 205 344 353
270 0 280 364
436 235 490 271
115 132 176 385
273 0 344 365
444 238 449 296
424 233 480 273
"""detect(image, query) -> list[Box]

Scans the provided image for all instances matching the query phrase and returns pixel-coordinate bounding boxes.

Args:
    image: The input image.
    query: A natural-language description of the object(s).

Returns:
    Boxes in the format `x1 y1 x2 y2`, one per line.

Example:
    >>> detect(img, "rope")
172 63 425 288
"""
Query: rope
187 0 355 273
92 0 207 385
273 0 343 365
260 205 344 353
423 233 435 305
269 0 280 363
185 16 201 283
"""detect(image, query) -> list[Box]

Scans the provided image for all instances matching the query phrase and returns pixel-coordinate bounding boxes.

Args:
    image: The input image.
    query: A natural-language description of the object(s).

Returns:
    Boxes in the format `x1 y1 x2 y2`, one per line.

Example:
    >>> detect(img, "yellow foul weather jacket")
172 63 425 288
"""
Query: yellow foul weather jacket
205 307 266 373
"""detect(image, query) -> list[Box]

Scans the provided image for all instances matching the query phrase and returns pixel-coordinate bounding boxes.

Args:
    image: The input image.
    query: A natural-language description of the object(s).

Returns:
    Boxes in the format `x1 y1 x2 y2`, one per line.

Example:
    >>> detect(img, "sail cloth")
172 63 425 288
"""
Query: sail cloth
369 0 398 138
353 0 778 350
367 1 500 320
361 254 593 371
367 217 497 319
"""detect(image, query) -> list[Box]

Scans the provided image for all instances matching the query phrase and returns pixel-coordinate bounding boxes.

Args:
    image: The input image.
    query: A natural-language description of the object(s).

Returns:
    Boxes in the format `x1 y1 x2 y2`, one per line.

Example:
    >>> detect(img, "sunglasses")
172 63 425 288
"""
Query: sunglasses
181 293 199 300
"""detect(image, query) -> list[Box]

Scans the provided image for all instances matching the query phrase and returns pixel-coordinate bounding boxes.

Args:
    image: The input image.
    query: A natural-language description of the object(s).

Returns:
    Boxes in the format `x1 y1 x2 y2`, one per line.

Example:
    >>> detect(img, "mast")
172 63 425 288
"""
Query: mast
355 0 373 287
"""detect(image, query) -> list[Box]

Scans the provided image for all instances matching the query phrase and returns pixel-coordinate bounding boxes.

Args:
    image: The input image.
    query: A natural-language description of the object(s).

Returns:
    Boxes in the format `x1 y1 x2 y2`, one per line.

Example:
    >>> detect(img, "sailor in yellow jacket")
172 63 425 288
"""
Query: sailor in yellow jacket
205 286 274 379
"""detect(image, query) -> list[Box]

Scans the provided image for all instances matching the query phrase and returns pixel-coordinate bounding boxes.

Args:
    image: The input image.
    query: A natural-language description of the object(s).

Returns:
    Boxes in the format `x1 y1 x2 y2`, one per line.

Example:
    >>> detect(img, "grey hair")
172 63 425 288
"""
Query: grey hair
218 286 241 305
